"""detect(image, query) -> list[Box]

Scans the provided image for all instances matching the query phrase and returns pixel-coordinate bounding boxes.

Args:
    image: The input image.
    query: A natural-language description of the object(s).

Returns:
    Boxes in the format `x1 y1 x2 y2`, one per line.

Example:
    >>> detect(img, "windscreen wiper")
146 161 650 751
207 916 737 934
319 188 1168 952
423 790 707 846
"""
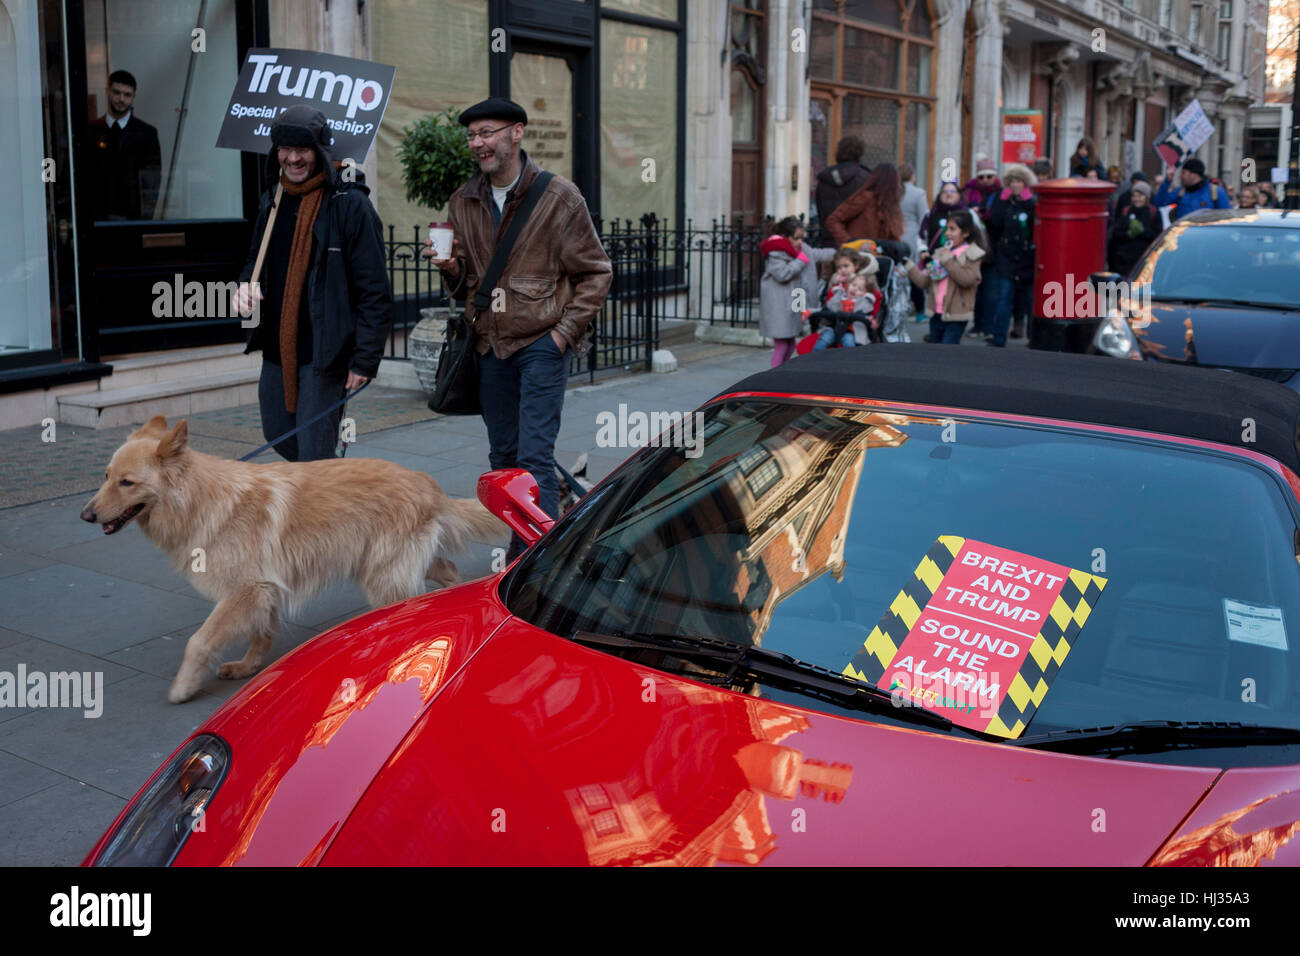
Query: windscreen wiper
1010 720 1300 757
1149 295 1293 311
571 629 955 732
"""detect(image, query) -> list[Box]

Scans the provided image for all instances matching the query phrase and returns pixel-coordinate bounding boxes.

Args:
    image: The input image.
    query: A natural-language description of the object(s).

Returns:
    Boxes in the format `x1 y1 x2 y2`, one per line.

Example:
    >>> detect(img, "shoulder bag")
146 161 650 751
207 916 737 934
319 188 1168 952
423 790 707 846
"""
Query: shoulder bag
429 170 555 415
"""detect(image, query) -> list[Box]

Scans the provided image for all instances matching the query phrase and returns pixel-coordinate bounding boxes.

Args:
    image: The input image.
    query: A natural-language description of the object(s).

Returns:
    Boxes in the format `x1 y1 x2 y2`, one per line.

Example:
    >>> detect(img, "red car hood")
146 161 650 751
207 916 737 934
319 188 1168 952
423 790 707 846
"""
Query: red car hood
124 579 1300 867
318 620 1221 866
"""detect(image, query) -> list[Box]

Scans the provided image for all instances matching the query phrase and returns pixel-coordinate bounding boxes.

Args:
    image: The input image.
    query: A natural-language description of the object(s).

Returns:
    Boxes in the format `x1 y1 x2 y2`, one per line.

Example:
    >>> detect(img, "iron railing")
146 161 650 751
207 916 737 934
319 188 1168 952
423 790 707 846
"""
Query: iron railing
383 214 800 383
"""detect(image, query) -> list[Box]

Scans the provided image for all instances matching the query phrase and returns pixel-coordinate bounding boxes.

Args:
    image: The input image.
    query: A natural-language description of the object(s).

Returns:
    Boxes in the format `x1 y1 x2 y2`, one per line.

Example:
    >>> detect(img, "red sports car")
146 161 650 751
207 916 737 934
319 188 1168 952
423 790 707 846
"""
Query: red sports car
85 348 1300 866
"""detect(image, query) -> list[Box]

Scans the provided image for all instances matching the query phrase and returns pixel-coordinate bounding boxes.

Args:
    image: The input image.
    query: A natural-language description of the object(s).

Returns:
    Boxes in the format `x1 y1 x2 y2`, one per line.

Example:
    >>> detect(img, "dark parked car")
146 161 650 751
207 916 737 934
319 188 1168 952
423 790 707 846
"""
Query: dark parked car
1092 209 1300 390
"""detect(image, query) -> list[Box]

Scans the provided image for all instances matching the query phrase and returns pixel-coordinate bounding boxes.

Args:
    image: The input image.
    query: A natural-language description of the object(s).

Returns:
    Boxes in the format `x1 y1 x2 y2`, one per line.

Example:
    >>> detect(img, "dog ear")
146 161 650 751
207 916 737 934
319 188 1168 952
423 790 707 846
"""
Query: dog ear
155 419 189 460
131 415 169 441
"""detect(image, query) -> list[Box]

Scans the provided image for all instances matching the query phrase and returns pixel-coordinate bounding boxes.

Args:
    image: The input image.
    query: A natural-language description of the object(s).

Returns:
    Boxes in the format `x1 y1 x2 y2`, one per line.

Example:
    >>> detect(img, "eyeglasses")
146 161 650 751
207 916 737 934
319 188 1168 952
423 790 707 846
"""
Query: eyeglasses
465 124 515 144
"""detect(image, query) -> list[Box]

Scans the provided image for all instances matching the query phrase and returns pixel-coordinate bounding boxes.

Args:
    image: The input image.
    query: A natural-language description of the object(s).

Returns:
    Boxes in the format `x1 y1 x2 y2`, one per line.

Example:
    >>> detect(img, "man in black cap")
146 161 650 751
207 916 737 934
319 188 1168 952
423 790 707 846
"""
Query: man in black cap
88 70 162 219
233 105 394 461
424 96 610 548
1153 156 1230 221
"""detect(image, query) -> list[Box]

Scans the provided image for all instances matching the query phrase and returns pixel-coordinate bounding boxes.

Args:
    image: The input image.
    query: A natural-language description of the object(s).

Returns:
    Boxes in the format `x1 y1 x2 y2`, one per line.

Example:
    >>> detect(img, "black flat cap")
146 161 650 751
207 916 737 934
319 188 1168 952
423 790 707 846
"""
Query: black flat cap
458 97 528 127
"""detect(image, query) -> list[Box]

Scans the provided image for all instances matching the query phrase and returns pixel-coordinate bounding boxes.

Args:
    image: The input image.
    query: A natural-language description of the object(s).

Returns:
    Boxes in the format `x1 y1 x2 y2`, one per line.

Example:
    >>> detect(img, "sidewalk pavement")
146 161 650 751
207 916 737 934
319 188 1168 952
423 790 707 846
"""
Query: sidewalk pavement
0 342 770 866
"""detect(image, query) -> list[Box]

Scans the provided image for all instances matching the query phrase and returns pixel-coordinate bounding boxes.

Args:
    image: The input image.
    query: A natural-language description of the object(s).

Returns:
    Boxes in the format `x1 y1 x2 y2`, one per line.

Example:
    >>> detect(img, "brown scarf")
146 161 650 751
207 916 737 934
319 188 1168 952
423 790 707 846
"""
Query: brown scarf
278 169 328 412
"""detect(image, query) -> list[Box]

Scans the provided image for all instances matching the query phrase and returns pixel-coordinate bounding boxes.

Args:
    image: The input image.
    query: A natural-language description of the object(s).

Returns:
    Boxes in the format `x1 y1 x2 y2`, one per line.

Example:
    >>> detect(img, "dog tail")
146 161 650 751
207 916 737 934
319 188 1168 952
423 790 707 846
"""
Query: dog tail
439 496 509 552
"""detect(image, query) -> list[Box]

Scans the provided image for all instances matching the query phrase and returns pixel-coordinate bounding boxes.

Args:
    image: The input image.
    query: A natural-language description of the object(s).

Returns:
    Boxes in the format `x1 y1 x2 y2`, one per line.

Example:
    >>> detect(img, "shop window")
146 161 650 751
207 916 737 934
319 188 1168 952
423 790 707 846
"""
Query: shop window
844 0 901 29
731 70 757 144
603 0 675 19
373 0 489 232
843 94 899 169
810 0 935 175
600 18 677 222
83 0 243 221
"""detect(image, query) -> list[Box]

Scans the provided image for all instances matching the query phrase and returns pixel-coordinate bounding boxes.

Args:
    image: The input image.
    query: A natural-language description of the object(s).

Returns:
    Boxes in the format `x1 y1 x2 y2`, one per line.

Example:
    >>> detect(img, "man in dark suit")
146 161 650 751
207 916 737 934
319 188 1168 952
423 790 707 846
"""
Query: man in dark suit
89 70 161 220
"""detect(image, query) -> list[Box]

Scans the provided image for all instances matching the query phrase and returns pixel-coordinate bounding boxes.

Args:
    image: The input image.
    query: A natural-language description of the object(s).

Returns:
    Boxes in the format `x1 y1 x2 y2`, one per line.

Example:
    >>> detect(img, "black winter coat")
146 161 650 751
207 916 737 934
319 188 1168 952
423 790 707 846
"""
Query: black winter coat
986 193 1037 282
814 161 871 233
1107 203 1162 277
239 173 395 378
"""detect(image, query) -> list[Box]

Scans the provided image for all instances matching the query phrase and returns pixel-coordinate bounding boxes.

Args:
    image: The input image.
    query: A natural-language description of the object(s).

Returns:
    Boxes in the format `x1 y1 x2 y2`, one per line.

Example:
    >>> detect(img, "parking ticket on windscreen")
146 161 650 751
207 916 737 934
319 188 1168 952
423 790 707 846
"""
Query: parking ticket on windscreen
1223 598 1288 651
844 535 1108 738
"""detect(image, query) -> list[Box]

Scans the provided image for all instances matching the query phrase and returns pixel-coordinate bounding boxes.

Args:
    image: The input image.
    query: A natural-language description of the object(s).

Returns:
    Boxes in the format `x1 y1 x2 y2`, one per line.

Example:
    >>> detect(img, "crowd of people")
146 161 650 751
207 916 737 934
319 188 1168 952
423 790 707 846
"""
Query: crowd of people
760 134 1282 365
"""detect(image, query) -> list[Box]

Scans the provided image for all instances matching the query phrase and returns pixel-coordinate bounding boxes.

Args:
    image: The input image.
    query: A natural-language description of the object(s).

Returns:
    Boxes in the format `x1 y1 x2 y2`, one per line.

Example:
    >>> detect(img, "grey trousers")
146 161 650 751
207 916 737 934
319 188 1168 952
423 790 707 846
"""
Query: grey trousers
257 361 347 462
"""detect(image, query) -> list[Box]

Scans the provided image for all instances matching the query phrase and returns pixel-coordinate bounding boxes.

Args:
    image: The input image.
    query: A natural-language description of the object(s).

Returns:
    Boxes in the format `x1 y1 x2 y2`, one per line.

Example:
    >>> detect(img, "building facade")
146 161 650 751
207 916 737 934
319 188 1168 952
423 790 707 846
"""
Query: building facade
4 0 824 426
913 0 1269 195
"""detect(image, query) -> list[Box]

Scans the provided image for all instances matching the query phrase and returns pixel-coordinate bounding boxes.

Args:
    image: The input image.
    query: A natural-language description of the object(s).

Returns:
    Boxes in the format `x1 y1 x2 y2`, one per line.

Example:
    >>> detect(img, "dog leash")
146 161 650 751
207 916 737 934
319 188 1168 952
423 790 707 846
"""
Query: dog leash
239 380 370 462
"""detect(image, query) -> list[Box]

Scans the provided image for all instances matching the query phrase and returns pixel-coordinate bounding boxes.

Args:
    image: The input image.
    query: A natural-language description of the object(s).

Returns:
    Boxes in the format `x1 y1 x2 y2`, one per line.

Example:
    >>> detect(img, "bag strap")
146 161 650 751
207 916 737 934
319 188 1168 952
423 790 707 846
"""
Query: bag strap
471 170 555 312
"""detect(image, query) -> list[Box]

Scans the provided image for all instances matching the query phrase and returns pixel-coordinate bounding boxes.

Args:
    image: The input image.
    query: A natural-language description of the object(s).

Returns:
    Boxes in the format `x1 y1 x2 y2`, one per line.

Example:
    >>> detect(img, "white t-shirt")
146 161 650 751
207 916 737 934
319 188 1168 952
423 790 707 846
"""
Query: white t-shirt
492 169 523 214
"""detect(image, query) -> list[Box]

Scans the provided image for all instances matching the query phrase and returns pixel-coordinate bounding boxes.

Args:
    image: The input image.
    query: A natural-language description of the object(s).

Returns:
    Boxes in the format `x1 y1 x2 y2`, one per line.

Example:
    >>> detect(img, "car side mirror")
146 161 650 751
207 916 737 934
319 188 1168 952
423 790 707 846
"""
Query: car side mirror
477 469 555 545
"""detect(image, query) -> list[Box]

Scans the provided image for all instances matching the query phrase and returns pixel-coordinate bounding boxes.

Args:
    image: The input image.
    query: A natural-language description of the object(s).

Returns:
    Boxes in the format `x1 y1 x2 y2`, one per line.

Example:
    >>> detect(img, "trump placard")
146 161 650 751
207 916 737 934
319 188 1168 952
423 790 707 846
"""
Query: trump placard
216 48 395 162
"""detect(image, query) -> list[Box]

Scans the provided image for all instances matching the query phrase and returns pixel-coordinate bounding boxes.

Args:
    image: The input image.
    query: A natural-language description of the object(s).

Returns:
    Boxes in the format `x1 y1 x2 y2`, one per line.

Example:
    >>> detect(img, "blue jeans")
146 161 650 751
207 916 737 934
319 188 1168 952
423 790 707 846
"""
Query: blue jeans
971 263 999 333
258 361 347 461
934 317 966 344
987 273 1033 347
814 327 855 349
479 332 569 523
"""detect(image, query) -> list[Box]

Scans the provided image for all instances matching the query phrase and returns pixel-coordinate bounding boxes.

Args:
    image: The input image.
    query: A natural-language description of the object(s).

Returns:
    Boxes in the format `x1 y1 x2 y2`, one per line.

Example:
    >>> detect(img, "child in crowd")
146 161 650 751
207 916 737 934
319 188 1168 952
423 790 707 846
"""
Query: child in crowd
812 254 880 349
905 209 986 344
760 216 836 366
822 251 859 305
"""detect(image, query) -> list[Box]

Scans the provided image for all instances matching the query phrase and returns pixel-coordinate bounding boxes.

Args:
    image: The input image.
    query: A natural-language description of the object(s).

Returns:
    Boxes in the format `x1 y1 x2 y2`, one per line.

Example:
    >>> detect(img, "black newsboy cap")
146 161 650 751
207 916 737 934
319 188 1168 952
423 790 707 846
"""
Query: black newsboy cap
458 97 528 127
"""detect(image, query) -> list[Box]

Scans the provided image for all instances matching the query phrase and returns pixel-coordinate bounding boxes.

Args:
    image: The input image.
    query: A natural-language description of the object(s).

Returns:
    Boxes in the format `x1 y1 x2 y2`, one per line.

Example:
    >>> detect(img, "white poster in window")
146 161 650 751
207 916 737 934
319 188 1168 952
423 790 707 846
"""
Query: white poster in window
511 53 572 182
1223 598 1288 651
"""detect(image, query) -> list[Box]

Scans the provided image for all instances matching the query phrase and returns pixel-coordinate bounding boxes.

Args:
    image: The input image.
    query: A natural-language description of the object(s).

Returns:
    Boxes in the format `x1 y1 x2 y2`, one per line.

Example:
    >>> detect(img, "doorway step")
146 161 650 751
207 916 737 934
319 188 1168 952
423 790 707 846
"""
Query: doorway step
58 344 260 428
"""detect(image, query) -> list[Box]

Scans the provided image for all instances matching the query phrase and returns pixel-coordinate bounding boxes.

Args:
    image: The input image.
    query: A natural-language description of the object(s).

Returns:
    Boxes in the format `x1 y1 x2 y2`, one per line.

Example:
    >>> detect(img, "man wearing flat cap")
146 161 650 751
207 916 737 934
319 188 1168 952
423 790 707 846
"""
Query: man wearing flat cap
234 104 395 461
1153 156 1230 222
425 96 611 547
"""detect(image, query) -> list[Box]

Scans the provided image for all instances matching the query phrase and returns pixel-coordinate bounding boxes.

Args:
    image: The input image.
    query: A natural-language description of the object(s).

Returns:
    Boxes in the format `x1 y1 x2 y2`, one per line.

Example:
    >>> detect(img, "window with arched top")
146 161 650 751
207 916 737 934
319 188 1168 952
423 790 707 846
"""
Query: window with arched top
810 0 935 180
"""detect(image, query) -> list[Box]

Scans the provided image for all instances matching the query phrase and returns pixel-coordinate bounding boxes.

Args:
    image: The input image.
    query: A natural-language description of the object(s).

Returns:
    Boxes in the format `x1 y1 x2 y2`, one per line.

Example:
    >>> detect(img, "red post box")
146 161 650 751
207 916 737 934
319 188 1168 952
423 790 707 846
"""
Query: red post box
1029 178 1116 351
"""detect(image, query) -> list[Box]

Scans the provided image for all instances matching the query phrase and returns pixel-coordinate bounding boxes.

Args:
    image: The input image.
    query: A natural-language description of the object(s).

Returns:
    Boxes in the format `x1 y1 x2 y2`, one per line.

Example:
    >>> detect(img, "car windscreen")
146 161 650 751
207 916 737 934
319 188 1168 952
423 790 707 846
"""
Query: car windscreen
1141 223 1300 309
505 399 1300 739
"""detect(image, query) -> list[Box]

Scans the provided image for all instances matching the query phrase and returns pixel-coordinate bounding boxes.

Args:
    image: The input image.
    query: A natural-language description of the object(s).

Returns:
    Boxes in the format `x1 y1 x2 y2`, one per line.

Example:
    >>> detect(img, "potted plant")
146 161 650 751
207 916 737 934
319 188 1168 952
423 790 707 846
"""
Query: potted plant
396 108 479 392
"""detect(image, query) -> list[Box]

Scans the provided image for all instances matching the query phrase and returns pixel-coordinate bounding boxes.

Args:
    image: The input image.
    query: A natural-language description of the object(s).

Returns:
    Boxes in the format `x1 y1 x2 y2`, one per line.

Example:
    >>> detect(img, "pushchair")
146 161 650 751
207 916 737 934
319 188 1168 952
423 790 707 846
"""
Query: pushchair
796 238 914 353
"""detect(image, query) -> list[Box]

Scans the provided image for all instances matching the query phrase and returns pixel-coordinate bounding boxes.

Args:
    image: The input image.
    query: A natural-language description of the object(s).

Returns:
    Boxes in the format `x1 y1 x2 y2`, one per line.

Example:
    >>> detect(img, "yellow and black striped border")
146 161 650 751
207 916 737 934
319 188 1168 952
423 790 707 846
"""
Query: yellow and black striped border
842 535 964 685
842 536 1107 739
985 568 1107 738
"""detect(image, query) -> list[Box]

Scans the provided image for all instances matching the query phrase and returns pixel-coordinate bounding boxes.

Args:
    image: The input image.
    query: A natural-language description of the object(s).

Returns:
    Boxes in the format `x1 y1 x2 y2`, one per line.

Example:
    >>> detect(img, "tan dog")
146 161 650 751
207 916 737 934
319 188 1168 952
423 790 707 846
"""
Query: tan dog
80 415 505 703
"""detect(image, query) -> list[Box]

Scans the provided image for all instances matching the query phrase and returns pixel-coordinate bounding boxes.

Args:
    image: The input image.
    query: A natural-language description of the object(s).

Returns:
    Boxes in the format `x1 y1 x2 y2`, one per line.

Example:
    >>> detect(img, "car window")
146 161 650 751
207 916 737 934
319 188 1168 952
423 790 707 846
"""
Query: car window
1139 224 1300 309
507 400 1300 743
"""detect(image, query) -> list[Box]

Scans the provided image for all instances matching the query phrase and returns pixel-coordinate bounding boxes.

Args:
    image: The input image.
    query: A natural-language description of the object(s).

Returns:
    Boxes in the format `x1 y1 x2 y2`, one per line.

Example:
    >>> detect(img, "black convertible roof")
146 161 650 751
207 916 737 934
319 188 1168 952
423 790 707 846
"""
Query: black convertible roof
716 347 1300 473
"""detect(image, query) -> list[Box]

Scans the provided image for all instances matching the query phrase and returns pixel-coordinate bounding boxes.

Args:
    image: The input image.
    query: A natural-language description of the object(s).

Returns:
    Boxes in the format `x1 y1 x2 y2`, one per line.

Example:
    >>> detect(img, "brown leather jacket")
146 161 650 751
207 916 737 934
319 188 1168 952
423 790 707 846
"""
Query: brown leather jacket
825 183 904 247
443 152 612 358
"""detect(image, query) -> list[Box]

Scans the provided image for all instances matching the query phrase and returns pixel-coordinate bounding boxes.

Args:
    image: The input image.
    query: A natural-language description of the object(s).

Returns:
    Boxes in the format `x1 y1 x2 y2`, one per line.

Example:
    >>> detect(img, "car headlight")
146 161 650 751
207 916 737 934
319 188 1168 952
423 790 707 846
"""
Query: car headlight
1092 312 1142 359
91 735 230 866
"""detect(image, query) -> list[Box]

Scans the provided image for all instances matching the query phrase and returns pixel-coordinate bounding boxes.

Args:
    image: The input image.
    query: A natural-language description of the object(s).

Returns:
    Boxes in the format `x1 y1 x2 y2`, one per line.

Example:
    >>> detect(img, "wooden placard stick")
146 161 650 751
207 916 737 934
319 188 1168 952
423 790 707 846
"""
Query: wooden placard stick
246 180 283 295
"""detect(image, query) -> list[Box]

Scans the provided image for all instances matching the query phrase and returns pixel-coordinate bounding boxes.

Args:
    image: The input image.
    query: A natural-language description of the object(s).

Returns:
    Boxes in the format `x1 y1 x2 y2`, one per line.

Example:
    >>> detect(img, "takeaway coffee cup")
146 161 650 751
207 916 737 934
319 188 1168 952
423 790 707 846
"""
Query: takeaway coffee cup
841 297 855 313
428 222 454 260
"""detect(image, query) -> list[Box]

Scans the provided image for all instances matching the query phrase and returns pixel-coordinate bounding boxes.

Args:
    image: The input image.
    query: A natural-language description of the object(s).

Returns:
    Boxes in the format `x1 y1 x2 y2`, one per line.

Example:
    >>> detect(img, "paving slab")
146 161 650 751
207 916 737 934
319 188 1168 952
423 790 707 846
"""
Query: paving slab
0 778 126 866
46 524 185 593
0 750 66 810
0 548 55 580
0 564 211 656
